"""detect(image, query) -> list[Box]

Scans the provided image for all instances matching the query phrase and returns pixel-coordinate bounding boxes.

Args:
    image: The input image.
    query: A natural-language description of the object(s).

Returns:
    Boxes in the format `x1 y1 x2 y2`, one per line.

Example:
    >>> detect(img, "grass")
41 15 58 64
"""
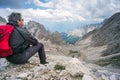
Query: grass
54 64 65 70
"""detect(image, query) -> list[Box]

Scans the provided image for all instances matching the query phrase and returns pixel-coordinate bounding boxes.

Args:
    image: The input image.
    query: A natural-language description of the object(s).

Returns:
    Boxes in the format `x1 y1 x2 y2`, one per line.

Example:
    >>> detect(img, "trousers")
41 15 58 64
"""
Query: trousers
6 43 46 64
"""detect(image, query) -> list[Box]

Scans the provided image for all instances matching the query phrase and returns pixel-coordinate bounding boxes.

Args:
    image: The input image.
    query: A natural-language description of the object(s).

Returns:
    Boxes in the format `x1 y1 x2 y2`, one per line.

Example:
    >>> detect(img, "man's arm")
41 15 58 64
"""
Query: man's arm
17 27 38 45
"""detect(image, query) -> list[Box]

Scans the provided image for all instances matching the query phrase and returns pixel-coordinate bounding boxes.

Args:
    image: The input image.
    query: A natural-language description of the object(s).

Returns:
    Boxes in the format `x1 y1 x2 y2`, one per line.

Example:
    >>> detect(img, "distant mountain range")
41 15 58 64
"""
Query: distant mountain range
60 22 104 44
67 23 102 37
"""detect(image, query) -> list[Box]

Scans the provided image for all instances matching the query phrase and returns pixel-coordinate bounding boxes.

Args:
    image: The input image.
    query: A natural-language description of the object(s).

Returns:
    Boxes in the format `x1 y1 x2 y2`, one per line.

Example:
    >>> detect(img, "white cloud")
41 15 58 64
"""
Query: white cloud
0 0 120 27
0 7 85 23
28 0 54 8
29 0 120 21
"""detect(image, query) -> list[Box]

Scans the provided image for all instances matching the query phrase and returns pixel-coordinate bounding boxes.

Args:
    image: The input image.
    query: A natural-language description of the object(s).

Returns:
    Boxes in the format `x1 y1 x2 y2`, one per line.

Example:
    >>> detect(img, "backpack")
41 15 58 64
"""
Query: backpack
0 24 14 58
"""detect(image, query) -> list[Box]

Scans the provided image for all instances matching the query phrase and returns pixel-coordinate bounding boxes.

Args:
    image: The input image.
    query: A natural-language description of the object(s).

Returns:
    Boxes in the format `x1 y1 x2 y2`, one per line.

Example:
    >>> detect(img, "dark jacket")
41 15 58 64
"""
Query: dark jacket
8 23 38 54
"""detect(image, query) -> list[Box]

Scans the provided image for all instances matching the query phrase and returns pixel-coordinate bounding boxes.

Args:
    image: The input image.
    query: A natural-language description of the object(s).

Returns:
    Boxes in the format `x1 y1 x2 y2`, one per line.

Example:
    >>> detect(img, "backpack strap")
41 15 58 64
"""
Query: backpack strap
14 27 26 41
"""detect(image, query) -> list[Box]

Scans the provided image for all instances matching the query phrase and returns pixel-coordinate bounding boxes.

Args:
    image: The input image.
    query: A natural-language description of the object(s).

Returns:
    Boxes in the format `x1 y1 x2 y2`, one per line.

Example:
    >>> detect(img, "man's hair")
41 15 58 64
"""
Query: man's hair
8 12 21 23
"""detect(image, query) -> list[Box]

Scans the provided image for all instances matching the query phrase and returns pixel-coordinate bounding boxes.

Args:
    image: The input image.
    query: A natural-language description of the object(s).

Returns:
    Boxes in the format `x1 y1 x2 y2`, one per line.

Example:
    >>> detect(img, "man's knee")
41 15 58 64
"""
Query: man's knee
38 42 44 48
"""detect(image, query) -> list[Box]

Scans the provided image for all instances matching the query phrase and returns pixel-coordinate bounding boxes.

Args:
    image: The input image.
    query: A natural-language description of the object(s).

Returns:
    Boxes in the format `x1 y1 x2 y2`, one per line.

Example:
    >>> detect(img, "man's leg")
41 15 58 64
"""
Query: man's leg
38 43 46 64
6 43 46 64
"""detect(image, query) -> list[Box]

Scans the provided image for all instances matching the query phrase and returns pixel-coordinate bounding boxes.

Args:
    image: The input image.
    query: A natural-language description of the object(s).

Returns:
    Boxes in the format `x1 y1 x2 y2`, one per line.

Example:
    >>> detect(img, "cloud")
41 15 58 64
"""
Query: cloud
0 0 120 23
29 0 120 21
0 0 28 8
0 8 85 23
1 0 120 22
0 0 120 32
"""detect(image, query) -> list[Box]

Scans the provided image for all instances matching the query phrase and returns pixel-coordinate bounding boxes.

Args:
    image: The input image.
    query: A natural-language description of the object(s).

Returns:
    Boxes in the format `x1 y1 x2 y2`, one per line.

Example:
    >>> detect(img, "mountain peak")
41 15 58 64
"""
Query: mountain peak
92 12 120 47
102 12 120 28
27 21 65 45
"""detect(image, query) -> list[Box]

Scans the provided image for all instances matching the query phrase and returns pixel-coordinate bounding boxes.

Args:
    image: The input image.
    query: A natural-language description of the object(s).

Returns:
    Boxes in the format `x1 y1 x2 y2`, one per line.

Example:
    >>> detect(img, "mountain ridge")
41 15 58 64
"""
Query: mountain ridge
75 12 120 67
26 21 65 45
60 22 103 44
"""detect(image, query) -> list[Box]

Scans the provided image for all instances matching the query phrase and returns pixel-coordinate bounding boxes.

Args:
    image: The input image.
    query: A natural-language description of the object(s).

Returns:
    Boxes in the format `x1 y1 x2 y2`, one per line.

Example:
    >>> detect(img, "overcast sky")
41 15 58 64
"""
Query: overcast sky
0 0 120 32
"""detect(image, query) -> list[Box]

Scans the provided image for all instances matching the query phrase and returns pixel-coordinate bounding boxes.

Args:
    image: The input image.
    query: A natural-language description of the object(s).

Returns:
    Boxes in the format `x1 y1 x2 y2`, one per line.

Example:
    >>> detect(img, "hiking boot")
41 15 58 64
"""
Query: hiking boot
41 61 48 64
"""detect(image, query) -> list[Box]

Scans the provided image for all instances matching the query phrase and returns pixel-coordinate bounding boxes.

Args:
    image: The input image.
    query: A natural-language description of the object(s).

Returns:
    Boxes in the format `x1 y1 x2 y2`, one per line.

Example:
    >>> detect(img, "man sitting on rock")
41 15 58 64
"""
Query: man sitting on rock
6 12 48 64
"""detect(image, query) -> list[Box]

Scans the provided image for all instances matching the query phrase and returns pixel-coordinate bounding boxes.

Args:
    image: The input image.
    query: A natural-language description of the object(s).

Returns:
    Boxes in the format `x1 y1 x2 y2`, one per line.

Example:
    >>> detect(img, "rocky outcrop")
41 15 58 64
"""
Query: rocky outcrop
26 21 65 45
0 55 91 80
50 31 65 45
27 21 51 40
1 54 120 80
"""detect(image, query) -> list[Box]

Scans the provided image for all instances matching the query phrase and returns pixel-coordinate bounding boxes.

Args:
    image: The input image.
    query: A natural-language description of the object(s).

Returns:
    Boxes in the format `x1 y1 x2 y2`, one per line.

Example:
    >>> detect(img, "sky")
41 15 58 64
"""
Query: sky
0 0 120 32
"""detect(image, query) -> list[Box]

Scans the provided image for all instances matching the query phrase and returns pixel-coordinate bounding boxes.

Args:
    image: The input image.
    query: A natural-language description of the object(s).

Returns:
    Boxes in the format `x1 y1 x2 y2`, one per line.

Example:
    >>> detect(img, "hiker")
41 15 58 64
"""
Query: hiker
6 12 48 64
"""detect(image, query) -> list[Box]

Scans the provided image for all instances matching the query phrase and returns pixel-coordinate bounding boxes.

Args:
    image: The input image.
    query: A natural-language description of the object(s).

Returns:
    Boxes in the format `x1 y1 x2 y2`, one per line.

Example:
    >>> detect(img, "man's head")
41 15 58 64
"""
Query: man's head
8 12 24 27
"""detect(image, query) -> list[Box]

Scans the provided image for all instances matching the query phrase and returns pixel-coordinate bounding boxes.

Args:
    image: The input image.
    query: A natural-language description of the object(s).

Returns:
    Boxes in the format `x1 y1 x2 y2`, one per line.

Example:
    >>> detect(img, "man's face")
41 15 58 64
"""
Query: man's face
17 19 24 27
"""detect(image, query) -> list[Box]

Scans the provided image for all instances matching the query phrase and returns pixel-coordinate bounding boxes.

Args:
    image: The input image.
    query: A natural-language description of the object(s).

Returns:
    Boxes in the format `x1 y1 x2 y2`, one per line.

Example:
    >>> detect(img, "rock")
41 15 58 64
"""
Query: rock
0 54 120 80
59 70 69 76
110 75 116 80
82 74 94 80
32 66 42 72
101 74 109 80
17 73 28 79
94 71 101 77
116 75 120 80
66 58 89 77
0 58 10 71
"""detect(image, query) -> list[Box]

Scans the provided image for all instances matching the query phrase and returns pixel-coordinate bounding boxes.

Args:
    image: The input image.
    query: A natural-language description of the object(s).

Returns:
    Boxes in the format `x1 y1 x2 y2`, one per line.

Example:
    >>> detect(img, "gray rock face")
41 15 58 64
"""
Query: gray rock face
90 12 120 66
91 12 120 56
27 21 51 40
82 75 94 80
0 58 9 71
26 21 65 45
75 12 120 67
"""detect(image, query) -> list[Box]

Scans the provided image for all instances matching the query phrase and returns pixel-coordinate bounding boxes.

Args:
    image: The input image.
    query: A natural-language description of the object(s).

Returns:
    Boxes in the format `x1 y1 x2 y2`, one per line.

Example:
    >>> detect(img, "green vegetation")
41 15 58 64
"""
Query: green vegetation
54 64 66 70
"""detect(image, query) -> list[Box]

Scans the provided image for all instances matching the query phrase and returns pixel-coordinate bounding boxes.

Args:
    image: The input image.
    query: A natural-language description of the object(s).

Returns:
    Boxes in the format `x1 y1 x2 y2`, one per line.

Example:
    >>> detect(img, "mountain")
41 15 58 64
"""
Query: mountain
60 22 103 45
91 12 120 56
61 32 80 44
67 23 102 37
26 21 65 45
27 21 50 40
75 12 120 67
0 16 6 24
